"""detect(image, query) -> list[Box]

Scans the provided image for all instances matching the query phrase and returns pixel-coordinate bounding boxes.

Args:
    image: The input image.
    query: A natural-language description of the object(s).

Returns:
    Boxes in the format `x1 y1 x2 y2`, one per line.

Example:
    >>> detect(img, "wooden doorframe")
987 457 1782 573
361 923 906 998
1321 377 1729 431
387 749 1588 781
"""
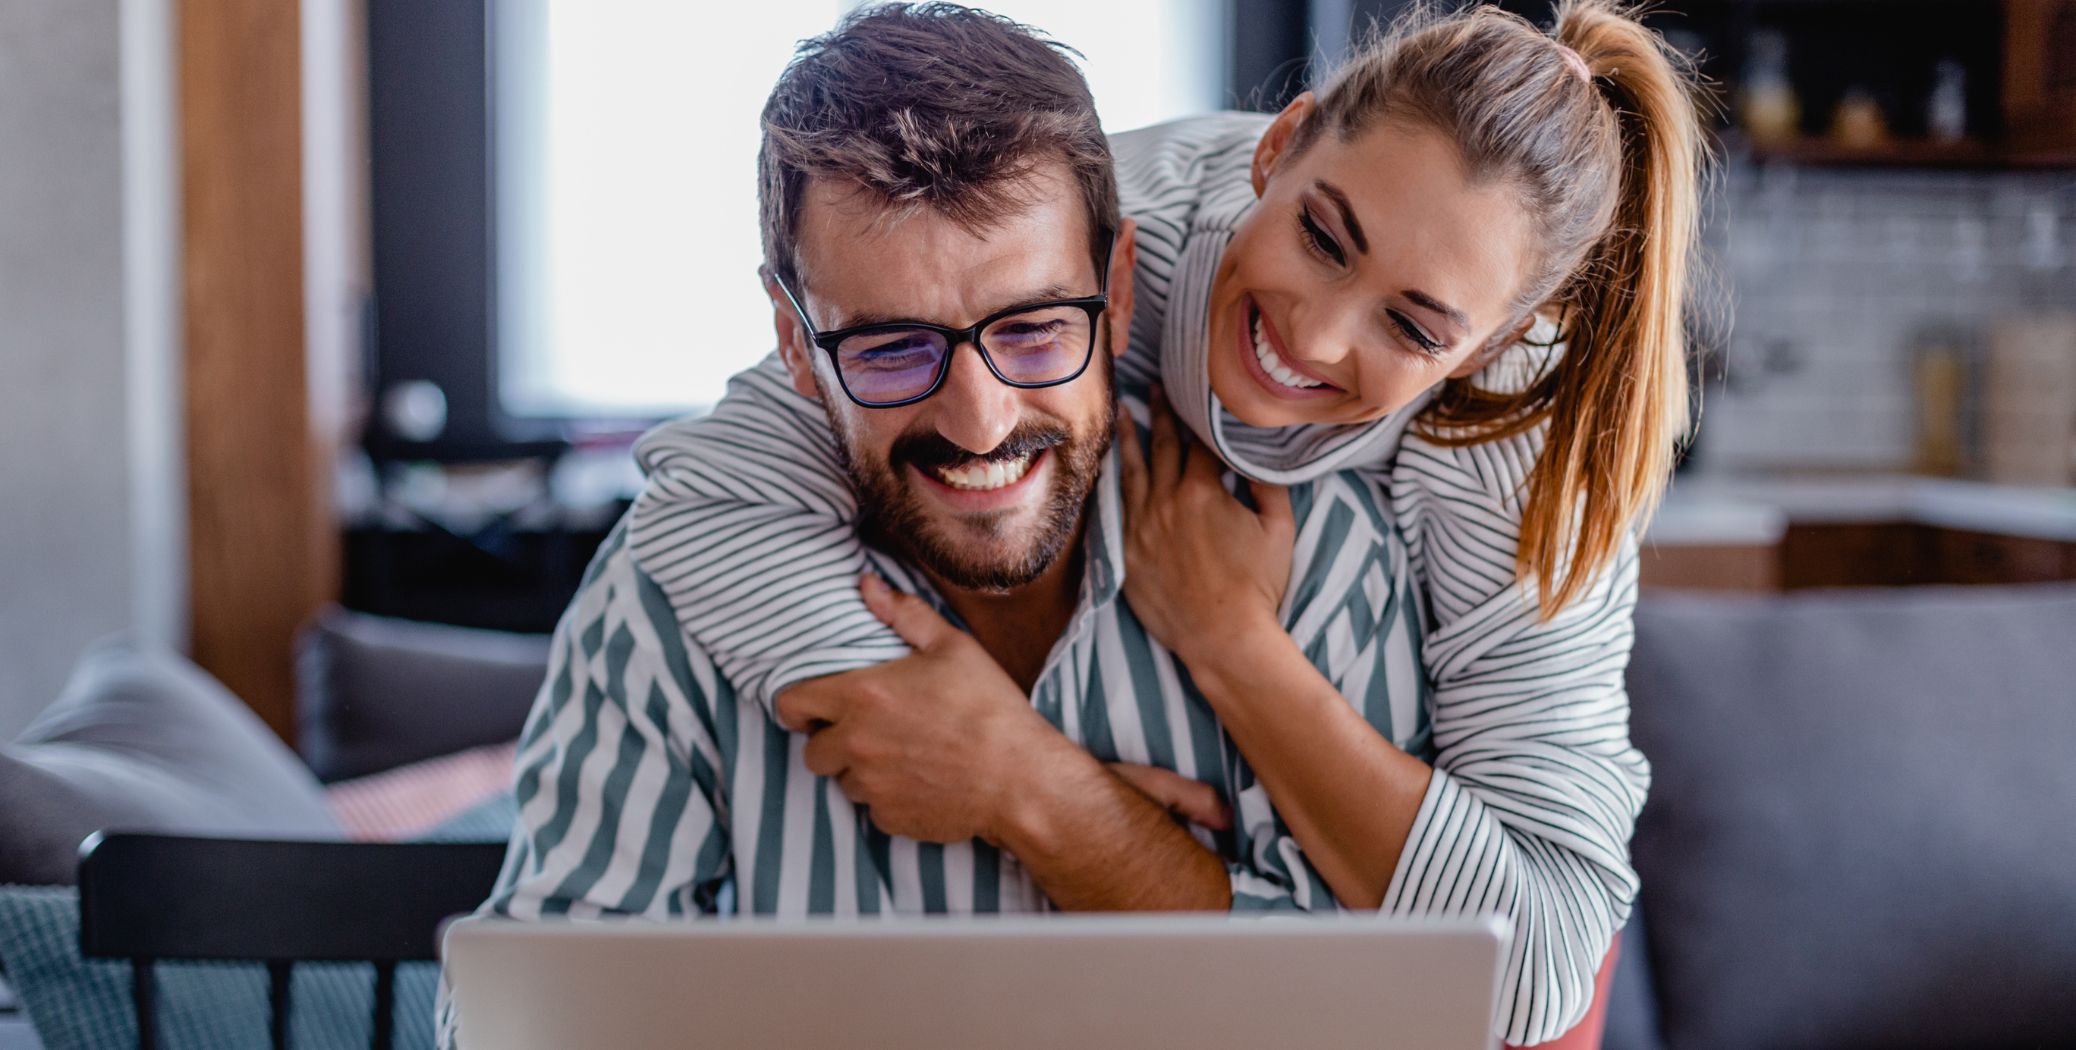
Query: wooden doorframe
180 0 338 743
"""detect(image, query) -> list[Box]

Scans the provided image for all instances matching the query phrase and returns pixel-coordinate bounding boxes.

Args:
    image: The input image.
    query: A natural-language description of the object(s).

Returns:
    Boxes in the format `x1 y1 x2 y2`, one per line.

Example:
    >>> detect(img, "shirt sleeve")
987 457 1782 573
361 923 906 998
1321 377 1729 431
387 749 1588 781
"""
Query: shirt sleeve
434 527 735 1050
627 352 911 716
1381 425 1650 1047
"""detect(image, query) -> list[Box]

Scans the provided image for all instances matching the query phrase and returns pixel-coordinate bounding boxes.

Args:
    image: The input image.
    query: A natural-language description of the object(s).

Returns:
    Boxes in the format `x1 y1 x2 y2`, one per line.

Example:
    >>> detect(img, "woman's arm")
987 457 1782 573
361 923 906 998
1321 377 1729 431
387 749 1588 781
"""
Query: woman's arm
1121 398 1647 1045
1382 428 1647 1046
1115 395 1431 909
629 352 912 716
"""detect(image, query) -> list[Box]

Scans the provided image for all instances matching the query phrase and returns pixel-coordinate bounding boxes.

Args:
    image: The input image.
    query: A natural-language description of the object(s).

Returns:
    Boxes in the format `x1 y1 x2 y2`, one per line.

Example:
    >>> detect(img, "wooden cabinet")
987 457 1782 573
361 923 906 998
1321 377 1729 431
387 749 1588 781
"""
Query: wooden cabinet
1639 543 1782 592
1779 524 2076 589
1644 524 2076 592
2005 0 2076 162
1933 527 2076 584
1778 524 1939 589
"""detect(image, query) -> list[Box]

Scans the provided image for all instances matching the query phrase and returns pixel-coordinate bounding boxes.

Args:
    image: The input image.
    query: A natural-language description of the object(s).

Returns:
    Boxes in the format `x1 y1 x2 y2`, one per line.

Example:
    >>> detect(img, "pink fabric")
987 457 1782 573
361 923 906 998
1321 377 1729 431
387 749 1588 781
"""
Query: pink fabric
1505 932 1622 1050
323 740 518 842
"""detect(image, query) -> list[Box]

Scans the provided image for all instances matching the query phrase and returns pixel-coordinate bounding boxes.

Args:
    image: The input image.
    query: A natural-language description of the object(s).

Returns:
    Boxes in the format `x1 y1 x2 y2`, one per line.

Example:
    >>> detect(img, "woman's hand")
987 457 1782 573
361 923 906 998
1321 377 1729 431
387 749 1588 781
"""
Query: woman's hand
1116 390 1296 673
1108 762 1231 831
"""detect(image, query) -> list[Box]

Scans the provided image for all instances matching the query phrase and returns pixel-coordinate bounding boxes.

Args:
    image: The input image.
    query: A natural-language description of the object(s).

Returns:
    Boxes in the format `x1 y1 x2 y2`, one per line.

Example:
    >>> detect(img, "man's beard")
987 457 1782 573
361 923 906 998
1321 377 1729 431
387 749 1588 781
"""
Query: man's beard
818 364 1114 593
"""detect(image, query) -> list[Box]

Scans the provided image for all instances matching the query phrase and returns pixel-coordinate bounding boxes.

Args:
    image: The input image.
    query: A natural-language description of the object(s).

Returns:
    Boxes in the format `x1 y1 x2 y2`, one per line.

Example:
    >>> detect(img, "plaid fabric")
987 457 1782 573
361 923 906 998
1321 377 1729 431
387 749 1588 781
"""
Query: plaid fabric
0 788 519 1049
0 885 441 1050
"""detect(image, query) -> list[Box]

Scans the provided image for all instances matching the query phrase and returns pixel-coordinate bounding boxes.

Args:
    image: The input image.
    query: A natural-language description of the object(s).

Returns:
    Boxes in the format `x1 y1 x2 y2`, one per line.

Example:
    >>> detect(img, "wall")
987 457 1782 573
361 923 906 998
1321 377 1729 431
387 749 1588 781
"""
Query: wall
1695 162 2076 473
0 0 183 739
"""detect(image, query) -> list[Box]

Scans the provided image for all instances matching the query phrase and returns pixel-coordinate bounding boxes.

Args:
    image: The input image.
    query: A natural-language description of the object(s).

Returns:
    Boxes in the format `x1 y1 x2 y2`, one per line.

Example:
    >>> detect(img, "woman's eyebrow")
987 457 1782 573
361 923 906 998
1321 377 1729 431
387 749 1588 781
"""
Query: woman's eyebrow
1402 289 1469 331
1316 181 1370 255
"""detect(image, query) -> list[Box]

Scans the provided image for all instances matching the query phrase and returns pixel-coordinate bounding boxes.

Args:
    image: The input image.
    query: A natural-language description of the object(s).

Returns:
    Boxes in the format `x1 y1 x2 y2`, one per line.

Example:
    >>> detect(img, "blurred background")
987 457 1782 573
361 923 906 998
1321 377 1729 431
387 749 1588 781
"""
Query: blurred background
1 0 2072 746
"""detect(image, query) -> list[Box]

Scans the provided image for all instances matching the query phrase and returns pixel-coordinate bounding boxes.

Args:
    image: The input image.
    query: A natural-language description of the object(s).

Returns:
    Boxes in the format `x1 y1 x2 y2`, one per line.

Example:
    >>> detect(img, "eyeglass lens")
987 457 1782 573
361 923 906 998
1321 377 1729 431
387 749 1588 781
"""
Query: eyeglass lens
835 304 1094 405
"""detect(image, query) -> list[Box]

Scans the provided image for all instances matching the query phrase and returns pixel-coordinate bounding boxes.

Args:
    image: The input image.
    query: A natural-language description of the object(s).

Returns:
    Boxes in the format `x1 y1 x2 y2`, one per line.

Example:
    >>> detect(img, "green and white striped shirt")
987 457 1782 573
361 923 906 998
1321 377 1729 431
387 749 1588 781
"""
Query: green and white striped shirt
435 418 1440 1047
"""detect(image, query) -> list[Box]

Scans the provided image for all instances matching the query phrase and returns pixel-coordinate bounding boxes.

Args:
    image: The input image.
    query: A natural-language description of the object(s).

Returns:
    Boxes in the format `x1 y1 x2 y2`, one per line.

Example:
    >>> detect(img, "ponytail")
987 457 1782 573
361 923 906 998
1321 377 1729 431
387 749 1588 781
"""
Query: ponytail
1518 0 1706 615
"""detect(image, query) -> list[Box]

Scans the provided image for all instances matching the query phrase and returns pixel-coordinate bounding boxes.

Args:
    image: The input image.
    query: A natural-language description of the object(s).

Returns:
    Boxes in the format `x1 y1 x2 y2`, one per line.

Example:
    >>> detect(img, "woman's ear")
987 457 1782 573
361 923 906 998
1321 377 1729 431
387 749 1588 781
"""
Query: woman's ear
765 271 822 399
1451 312 1541 379
1251 92 1318 197
1106 220 1138 361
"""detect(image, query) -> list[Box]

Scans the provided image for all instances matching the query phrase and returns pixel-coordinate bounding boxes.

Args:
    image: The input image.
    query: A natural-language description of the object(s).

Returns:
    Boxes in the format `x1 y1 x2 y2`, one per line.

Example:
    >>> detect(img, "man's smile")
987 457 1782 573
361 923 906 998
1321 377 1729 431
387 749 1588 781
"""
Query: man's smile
909 447 1052 513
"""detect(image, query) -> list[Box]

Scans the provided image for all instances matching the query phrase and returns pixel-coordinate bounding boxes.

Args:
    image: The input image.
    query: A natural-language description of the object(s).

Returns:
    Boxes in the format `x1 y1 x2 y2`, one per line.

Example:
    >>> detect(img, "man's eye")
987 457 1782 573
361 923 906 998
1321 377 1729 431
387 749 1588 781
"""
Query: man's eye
994 319 1066 339
1296 208 1346 266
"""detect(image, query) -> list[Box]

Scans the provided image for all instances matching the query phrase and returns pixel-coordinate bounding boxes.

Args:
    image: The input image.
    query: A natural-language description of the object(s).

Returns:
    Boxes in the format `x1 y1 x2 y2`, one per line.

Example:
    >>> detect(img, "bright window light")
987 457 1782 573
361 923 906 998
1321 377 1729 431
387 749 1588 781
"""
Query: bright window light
495 1 1224 420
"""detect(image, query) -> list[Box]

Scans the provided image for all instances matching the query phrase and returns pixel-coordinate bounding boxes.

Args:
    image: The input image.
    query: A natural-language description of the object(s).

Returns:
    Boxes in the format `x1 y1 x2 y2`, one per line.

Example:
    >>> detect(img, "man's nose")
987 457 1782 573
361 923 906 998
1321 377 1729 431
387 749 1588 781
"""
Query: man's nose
929 341 1020 455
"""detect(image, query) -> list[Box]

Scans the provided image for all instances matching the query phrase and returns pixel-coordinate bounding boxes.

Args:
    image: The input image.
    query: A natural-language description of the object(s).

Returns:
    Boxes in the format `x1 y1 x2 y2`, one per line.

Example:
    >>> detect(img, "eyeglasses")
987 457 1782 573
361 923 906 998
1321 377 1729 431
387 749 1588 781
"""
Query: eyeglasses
773 247 1111 409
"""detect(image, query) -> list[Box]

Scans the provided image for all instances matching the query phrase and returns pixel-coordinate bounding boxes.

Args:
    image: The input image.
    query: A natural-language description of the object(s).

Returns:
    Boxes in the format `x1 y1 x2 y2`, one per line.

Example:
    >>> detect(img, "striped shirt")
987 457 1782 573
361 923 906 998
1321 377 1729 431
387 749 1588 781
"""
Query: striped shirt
437 113 1650 1048
435 430 1435 1048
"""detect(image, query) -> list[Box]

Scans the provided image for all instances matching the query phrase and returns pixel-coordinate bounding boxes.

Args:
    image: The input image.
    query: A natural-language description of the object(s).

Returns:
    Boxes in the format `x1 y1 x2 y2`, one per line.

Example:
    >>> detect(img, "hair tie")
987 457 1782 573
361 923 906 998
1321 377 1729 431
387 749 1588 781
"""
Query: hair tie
1556 44 1592 84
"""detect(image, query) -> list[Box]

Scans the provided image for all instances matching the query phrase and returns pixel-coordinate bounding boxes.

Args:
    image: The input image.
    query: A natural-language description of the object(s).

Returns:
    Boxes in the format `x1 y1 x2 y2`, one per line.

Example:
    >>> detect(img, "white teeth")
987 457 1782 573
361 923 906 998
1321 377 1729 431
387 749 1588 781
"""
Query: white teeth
1253 313 1326 390
934 451 1035 491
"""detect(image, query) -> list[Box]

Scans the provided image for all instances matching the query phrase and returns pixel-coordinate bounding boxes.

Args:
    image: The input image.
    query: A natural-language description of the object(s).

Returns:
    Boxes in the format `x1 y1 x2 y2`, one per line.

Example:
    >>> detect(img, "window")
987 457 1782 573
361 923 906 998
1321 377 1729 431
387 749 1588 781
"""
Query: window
494 1 1224 421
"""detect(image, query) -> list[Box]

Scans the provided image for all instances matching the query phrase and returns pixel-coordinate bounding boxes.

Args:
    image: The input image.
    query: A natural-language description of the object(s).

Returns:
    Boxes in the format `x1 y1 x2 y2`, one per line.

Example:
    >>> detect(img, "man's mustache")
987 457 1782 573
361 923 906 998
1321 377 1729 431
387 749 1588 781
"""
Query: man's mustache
891 422 1069 471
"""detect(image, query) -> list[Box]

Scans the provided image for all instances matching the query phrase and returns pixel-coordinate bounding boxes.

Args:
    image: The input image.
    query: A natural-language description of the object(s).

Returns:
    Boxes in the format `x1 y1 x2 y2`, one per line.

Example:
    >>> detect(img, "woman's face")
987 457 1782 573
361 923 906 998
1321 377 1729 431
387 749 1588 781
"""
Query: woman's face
1207 96 1540 429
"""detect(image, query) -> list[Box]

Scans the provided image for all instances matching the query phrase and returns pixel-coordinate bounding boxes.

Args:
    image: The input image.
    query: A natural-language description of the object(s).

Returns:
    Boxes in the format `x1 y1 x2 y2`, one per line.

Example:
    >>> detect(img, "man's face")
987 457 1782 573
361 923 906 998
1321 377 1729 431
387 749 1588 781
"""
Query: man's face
769 163 1133 593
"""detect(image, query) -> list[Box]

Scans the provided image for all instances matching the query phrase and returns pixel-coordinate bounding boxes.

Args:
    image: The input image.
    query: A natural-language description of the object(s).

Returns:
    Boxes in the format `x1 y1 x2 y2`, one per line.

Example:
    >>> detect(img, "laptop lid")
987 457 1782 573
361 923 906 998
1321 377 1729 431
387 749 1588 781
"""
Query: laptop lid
443 913 1509 1049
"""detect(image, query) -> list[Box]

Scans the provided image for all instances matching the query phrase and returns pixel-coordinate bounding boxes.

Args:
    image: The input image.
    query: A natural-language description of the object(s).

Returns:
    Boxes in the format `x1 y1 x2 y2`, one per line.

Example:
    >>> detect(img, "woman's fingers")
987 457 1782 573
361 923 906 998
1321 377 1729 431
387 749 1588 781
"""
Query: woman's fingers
1115 403 1148 511
1250 479 1295 545
1109 762 1232 831
1147 386 1183 491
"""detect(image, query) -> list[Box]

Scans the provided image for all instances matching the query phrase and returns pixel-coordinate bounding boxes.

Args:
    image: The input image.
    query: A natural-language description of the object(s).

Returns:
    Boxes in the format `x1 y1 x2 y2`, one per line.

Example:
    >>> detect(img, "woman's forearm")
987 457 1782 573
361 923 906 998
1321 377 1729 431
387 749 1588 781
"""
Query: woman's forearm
1186 616 1433 910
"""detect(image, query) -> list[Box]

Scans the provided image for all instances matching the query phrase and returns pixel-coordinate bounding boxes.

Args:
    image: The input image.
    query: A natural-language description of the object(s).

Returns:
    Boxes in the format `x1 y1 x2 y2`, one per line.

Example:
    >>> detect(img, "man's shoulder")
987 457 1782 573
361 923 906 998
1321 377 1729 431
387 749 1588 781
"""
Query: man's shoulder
1288 467 1400 554
563 518 733 709
1110 112 1269 226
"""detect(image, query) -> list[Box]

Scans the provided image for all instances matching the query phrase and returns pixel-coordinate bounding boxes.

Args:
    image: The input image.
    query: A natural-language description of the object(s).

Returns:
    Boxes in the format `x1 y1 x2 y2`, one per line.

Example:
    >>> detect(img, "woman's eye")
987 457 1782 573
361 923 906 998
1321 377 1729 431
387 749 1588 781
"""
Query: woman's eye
1296 208 1346 267
1388 310 1445 357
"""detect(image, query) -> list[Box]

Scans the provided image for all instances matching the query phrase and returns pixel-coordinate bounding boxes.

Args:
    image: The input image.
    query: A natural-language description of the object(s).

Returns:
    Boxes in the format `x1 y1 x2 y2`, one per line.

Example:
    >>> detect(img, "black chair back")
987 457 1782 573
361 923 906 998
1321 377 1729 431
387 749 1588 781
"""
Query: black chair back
77 832 507 1050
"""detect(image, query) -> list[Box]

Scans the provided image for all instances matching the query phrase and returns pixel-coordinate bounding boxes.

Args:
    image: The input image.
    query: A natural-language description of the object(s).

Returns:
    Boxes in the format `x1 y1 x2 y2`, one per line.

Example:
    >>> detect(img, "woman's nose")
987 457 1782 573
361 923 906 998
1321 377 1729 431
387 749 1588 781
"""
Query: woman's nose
1286 304 1361 370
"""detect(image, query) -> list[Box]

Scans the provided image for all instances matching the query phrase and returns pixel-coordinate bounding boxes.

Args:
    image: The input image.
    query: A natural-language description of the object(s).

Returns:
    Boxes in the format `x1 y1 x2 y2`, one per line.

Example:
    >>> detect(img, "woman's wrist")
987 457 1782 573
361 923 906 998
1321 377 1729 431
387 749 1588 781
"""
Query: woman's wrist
1176 606 1305 705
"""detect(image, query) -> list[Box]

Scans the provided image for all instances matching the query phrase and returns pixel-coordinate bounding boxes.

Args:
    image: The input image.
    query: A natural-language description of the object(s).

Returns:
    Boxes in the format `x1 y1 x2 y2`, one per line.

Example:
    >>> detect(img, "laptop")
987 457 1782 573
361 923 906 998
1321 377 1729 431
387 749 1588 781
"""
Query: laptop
442 913 1510 1049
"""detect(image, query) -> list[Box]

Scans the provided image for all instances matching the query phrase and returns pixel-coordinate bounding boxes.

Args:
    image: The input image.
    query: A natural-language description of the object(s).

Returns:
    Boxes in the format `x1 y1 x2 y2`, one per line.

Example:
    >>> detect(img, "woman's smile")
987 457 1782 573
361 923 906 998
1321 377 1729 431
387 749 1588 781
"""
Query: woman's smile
1236 295 1342 401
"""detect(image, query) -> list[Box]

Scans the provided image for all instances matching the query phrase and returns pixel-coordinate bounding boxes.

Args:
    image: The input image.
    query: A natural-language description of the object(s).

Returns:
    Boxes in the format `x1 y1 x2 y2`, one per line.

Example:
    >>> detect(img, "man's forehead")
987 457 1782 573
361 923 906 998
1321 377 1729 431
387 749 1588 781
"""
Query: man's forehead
793 169 1095 329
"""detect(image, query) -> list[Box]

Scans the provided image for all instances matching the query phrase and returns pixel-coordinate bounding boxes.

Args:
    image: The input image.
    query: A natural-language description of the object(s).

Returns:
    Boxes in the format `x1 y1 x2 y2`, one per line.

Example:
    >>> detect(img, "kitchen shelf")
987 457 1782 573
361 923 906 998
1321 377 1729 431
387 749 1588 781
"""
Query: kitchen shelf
1740 135 2076 170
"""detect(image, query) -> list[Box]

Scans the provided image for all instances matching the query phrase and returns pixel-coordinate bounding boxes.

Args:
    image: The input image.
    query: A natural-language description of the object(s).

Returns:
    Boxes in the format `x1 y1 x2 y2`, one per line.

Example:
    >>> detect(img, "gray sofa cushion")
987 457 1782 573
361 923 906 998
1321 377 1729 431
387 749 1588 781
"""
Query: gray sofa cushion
296 608 549 782
0 638 342 887
1625 583 2076 1050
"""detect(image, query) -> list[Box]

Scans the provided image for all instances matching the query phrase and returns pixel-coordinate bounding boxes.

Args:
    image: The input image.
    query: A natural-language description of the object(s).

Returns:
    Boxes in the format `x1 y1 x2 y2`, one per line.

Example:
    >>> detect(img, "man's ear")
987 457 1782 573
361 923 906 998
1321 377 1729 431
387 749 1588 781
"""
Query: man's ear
1105 220 1138 361
765 272 821 399
1251 92 1318 197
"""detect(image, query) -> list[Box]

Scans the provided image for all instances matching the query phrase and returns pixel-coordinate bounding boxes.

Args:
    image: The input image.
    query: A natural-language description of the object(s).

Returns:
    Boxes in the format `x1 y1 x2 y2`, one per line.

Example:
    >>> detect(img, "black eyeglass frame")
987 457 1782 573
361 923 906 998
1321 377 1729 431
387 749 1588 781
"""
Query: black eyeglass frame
773 243 1114 409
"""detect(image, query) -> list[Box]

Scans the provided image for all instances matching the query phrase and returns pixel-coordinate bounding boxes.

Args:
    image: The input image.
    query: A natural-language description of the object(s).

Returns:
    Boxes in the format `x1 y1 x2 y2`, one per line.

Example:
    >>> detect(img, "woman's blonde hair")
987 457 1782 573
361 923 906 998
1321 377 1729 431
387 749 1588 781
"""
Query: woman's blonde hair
1297 0 1708 617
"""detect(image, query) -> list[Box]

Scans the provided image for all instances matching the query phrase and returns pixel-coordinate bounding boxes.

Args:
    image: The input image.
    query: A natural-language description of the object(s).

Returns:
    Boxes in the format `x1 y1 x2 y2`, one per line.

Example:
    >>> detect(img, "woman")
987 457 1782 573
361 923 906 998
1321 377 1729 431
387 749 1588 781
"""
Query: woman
641 2 1704 1044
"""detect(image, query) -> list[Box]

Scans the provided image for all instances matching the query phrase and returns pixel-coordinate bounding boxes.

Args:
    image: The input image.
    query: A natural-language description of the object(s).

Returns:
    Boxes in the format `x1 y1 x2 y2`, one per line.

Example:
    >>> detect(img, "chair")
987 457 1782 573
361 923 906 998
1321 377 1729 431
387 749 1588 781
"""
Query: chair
76 833 507 1050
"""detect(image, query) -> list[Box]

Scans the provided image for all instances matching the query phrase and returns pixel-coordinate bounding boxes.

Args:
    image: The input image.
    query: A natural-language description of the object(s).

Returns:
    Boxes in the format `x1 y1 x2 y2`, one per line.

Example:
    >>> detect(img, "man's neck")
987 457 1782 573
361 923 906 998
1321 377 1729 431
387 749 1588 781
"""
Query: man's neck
923 537 1085 695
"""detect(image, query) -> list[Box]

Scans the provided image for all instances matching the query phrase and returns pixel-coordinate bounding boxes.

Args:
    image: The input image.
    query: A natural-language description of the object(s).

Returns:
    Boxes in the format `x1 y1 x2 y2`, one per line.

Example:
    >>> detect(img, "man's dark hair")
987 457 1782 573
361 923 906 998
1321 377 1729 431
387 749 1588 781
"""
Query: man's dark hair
758 3 1119 290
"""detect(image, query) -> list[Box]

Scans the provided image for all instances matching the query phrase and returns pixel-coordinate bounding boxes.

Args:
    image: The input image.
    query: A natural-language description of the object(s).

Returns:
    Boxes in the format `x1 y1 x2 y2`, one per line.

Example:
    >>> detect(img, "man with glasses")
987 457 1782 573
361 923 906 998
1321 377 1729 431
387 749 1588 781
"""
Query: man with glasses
438 6 1429 1043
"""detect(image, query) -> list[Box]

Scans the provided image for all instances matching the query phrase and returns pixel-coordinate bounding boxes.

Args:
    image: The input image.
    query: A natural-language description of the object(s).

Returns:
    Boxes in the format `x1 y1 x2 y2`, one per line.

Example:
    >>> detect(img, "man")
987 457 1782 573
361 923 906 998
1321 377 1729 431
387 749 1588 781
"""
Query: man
435 5 1428 1044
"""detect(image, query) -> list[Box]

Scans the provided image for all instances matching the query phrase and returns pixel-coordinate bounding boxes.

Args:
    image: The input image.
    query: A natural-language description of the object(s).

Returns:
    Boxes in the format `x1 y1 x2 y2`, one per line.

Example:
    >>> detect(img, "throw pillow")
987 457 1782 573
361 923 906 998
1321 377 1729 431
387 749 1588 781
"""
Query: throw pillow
0 639 342 886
